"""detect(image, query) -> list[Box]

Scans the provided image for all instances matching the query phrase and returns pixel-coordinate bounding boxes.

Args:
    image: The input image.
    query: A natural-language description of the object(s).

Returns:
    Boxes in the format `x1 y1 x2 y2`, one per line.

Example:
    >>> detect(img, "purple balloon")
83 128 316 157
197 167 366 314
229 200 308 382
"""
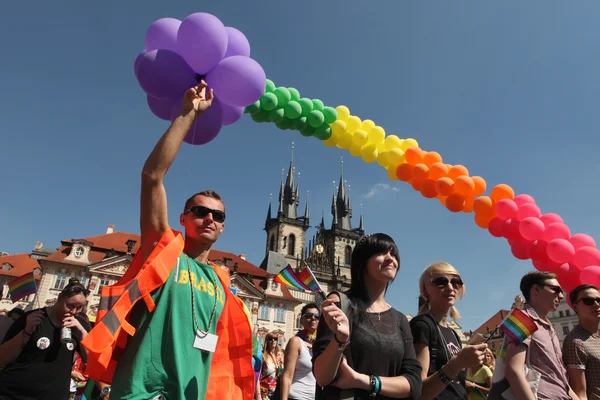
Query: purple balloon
170 100 223 145
145 18 181 51
221 101 244 125
223 27 251 58
134 49 147 77
206 56 266 107
176 13 227 75
136 49 196 100
147 95 176 121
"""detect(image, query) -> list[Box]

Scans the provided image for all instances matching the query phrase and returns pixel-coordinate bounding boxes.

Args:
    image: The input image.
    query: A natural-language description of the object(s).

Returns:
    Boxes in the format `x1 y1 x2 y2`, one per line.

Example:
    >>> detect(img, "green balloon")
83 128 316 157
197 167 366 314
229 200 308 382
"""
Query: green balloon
298 98 314 117
274 87 291 108
288 88 300 101
260 92 278 111
284 101 302 119
307 110 325 128
300 126 315 137
322 106 338 124
245 101 261 114
268 108 285 123
276 118 293 130
251 109 269 122
292 117 308 131
312 99 325 111
265 79 276 93
314 125 332 140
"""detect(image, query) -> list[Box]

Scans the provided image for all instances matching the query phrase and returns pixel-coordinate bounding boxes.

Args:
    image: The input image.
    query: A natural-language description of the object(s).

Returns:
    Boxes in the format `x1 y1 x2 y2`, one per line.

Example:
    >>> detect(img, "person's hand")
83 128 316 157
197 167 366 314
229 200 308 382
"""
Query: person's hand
71 370 86 382
455 344 488 369
332 358 358 390
181 80 214 116
320 299 350 341
63 316 86 335
24 311 44 335
465 380 474 389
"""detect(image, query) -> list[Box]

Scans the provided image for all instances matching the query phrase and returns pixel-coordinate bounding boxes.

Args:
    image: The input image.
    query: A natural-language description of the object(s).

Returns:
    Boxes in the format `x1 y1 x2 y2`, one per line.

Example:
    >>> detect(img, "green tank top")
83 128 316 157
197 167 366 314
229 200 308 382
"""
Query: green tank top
111 253 225 399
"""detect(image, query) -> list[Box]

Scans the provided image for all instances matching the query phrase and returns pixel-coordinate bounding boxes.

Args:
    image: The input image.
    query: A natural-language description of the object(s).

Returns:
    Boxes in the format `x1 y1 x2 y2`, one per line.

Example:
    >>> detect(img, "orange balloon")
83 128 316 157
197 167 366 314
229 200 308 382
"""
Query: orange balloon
435 177 455 196
420 179 438 199
446 194 466 213
474 213 492 229
429 162 448 180
490 184 515 202
411 179 422 191
396 163 413 182
454 176 475 196
438 196 447 206
473 196 494 216
462 196 475 213
412 163 430 182
472 176 486 196
448 165 469 181
405 147 424 165
423 151 443 166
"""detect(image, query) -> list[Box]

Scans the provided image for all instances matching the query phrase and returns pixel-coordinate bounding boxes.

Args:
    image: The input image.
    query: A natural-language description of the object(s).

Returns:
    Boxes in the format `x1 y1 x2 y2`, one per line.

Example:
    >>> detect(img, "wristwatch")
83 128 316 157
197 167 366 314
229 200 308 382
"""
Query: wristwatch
99 386 111 399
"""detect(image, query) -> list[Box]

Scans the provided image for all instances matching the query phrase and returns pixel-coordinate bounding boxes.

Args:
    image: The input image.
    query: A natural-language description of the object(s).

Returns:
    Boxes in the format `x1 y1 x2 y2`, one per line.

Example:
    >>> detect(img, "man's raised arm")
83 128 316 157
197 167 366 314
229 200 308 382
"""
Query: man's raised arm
139 81 214 256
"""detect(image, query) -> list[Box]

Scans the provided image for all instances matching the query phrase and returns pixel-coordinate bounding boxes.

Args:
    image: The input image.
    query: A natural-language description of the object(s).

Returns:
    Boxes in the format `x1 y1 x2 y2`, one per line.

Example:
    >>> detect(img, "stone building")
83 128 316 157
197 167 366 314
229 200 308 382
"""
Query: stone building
548 299 578 345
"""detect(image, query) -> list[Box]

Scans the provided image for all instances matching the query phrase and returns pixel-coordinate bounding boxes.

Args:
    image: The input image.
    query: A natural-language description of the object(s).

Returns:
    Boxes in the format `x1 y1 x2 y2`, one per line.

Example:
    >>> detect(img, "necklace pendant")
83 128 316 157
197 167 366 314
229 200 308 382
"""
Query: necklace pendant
378 313 381 321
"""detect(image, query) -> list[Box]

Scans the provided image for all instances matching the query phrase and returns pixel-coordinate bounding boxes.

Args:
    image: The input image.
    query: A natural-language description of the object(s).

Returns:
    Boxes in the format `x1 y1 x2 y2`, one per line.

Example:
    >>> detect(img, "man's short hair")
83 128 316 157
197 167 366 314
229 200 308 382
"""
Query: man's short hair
569 284 599 305
183 190 224 213
520 271 558 302
301 302 318 316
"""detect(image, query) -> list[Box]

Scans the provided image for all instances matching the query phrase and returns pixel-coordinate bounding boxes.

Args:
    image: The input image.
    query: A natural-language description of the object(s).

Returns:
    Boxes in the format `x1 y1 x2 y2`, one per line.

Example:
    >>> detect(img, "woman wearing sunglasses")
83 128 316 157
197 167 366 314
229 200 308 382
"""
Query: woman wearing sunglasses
313 233 422 399
261 332 285 399
410 262 488 400
0 278 91 400
280 303 320 400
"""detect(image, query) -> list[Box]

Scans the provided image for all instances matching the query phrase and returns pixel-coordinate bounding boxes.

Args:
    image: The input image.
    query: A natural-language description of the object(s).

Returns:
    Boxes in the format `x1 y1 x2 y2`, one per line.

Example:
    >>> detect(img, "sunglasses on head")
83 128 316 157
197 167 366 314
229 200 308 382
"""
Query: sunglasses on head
185 205 226 223
542 284 564 295
431 276 464 289
576 297 600 306
267 337 278 342
303 312 320 320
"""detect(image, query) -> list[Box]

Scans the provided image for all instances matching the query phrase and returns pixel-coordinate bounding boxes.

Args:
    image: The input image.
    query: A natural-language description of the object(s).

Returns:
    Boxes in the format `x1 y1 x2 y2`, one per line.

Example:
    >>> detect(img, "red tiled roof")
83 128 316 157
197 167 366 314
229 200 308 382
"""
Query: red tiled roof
209 249 268 278
473 309 511 335
251 278 297 301
0 253 42 278
64 232 141 254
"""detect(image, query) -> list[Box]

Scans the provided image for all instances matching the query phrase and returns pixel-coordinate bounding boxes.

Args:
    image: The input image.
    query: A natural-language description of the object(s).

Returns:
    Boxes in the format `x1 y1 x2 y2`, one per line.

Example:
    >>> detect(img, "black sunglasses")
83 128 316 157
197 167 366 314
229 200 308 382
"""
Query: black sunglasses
576 297 600 306
542 284 564 295
431 276 464 289
303 312 320 320
267 337 278 342
186 205 226 223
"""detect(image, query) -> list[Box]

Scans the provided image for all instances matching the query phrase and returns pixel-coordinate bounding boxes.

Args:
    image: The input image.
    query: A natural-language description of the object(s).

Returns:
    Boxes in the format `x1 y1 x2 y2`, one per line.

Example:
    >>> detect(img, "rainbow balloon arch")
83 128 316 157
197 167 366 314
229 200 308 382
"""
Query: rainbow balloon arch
134 12 600 298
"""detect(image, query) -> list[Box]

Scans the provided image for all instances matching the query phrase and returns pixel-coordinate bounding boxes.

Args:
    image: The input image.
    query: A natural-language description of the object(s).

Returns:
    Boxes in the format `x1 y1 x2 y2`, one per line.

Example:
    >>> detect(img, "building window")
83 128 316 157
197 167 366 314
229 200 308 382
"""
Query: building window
344 246 352 265
288 234 296 256
559 311 564 318
565 310 571 316
98 279 111 293
245 300 253 311
295 314 302 329
562 325 569 335
275 308 285 323
259 305 270 320
258 336 265 348
269 235 275 251
54 274 67 290
79 276 89 288
271 282 278 291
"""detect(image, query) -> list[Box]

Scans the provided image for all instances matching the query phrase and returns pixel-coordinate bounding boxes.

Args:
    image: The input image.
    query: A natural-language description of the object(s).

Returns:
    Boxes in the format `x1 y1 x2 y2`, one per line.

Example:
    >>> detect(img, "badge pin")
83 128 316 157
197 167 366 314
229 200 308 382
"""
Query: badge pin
66 342 75 351
37 337 50 350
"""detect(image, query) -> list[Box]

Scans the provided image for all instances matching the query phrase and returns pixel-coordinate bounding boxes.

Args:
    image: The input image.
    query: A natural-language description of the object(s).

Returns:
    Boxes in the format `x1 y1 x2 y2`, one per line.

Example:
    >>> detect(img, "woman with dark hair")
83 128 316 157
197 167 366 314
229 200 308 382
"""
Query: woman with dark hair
0 278 91 400
313 233 422 399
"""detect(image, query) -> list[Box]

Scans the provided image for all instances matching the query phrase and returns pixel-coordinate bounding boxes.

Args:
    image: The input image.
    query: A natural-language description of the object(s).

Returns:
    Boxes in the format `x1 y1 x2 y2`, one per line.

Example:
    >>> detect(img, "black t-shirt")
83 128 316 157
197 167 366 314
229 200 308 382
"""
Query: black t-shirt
410 315 467 400
0 308 90 400
313 307 422 400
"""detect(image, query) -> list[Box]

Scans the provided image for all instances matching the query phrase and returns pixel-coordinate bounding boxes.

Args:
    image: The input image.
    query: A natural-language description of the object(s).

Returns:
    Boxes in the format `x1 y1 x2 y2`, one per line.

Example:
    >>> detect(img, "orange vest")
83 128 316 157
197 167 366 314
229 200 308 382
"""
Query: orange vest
81 228 255 400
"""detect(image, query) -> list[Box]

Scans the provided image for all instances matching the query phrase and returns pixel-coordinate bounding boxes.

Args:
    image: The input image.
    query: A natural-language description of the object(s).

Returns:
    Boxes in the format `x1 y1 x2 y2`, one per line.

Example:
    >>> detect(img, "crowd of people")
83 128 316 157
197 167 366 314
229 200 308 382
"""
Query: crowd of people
0 84 599 400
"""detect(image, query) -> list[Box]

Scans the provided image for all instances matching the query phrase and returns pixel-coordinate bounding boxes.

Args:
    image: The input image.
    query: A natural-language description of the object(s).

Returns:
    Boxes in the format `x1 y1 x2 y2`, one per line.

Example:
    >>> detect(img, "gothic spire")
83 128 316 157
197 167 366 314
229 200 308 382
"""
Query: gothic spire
304 191 310 226
359 203 364 232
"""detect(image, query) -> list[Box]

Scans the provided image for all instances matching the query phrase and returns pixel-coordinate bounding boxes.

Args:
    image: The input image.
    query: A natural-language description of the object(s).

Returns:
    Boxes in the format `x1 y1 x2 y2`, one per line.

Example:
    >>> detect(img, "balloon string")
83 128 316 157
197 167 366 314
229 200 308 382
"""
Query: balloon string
185 117 198 198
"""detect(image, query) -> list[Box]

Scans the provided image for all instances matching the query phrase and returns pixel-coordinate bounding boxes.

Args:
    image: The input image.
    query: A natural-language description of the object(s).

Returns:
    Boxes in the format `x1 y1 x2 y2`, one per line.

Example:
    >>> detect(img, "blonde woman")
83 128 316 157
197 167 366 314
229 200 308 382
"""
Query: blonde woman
465 348 495 399
260 332 284 400
483 349 495 373
410 262 488 400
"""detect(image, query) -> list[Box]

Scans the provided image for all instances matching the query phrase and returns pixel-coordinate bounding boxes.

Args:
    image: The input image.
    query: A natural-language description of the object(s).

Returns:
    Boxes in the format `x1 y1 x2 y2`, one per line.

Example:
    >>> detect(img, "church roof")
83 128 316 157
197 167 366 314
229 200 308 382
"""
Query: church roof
259 251 288 275
0 253 41 278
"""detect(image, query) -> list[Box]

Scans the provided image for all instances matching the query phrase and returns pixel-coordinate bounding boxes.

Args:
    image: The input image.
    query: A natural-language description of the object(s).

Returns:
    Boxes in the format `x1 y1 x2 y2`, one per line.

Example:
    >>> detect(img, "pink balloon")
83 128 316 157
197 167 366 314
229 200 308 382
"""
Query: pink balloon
502 219 521 239
530 240 549 261
547 238 575 264
556 263 582 293
488 217 504 238
540 213 564 227
532 258 561 273
519 217 546 241
572 246 600 269
580 265 600 287
517 203 541 220
514 194 536 207
511 239 532 260
570 233 597 250
544 223 571 242
496 199 519 221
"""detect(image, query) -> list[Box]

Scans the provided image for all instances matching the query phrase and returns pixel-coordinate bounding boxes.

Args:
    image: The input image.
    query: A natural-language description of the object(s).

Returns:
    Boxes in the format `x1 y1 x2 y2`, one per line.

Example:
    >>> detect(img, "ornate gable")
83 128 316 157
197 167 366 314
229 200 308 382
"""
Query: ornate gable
88 255 133 277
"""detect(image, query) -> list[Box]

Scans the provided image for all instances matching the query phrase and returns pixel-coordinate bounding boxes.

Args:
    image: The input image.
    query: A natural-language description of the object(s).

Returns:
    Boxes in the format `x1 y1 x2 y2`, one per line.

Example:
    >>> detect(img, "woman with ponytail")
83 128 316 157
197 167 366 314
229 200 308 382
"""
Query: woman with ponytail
410 262 488 400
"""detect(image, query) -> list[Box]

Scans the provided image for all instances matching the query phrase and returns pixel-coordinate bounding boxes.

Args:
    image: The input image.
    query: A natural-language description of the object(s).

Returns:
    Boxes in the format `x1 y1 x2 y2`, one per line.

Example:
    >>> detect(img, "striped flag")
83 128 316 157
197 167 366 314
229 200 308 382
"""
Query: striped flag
274 265 322 293
499 308 538 344
8 272 37 303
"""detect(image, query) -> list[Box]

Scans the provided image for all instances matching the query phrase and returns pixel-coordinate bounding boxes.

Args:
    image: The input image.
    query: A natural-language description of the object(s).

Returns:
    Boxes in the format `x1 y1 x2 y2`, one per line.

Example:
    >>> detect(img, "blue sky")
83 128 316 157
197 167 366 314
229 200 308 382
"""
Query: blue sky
1 1 599 331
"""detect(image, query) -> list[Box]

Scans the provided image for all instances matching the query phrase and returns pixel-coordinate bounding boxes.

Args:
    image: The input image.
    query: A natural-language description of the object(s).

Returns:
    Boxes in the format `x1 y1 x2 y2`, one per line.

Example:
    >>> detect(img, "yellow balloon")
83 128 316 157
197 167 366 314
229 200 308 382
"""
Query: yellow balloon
377 142 387 153
346 116 361 134
400 137 419 151
335 105 350 122
377 151 389 167
368 126 385 145
361 143 378 163
337 132 353 150
384 135 403 151
323 130 340 148
360 119 375 132
331 120 347 136
386 165 399 181
352 129 368 147
387 148 405 167
349 144 362 157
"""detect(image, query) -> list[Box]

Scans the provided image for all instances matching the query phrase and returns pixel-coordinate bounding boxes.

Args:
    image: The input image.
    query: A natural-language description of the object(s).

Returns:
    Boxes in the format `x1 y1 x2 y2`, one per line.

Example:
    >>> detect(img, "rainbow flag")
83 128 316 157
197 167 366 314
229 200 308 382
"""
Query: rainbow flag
274 265 322 293
8 272 37 303
499 308 538 344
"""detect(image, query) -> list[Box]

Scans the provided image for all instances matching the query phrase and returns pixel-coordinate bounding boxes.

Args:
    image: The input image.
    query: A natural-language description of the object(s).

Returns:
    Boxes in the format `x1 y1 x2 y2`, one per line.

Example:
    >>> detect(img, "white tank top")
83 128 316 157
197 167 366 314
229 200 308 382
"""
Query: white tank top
289 339 316 400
